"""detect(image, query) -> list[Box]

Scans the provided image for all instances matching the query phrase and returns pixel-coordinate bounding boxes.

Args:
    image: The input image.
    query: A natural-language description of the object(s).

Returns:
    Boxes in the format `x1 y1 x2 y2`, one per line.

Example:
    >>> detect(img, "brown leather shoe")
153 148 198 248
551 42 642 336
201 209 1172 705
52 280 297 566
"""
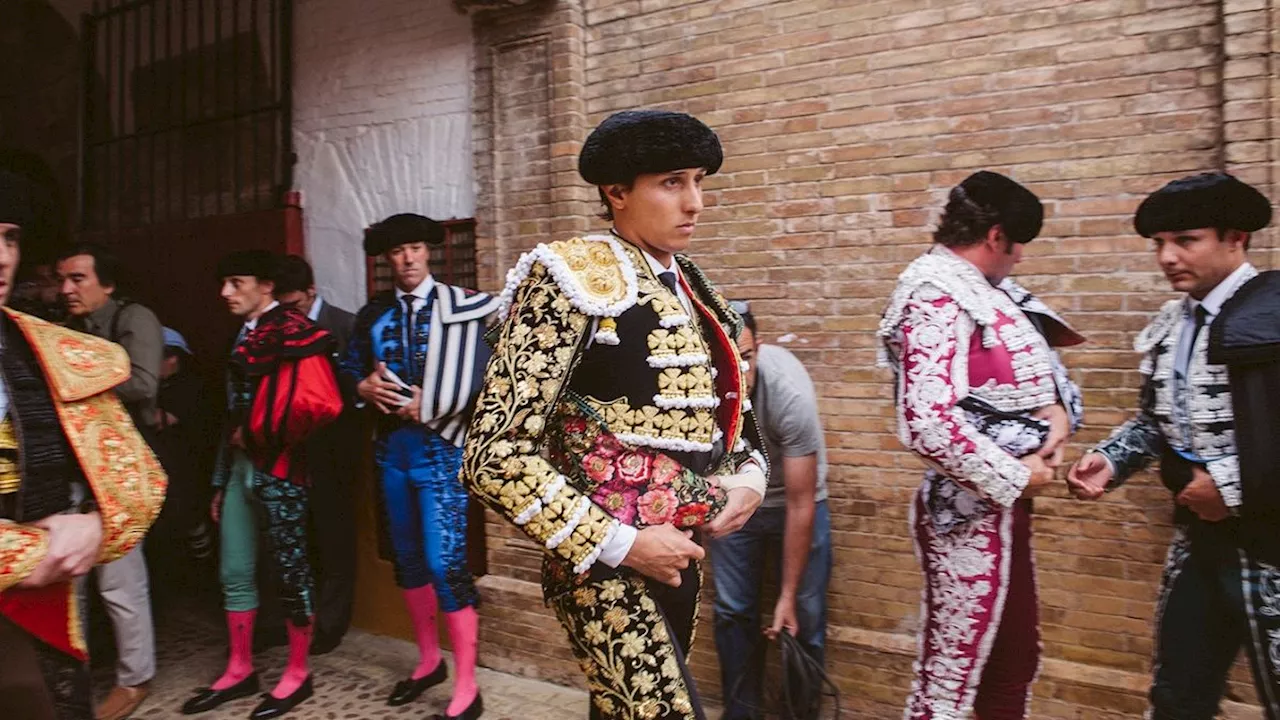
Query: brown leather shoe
95 684 150 720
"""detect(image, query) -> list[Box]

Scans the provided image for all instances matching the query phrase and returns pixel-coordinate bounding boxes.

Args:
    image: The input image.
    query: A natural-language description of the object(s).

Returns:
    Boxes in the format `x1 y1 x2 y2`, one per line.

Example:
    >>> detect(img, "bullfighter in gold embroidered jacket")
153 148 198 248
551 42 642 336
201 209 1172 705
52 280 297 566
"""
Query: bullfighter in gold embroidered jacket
0 170 167 720
462 110 768 720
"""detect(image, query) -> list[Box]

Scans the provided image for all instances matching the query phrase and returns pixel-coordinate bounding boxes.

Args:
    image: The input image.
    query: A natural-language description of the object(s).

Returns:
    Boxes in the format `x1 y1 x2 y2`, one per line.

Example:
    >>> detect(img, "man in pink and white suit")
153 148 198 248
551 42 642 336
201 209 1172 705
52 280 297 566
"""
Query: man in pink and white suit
879 171 1086 720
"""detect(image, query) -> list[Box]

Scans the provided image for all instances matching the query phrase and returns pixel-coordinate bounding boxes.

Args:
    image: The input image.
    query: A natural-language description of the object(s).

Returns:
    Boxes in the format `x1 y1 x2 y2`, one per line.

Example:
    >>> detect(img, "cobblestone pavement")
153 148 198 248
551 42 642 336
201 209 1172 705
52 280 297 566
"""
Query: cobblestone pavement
92 604 591 720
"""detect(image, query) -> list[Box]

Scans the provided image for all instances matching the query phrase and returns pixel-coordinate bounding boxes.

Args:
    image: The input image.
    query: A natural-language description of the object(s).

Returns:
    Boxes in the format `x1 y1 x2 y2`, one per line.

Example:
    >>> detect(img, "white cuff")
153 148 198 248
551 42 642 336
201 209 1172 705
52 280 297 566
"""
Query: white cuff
597 523 637 568
1206 456 1242 509
720 465 767 498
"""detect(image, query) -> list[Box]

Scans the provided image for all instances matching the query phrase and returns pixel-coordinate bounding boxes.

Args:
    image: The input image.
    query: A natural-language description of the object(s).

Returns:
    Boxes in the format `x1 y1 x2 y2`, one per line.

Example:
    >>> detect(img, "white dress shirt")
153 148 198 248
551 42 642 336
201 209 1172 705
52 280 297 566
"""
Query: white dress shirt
239 301 280 341
395 275 436 311
1175 262 1255 377
641 248 693 315
307 296 325 322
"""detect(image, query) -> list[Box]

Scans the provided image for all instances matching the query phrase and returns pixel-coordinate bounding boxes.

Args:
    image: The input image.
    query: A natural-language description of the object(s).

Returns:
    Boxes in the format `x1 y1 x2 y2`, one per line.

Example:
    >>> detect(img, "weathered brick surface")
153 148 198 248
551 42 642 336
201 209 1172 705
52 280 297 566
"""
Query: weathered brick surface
470 0 1277 715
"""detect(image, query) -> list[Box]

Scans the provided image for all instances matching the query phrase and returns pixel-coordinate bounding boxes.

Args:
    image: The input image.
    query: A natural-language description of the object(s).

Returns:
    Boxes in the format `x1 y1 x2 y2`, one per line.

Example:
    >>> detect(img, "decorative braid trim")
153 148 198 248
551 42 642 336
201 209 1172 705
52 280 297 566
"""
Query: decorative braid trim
541 475 568 506
879 250 1001 356
659 314 691 329
497 235 639 320
647 353 710 369
593 328 620 345
573 519 621 575
1135 299 1183 354
653 394 721 410
614 432 715 453
514 499 542 526
546 496 592 550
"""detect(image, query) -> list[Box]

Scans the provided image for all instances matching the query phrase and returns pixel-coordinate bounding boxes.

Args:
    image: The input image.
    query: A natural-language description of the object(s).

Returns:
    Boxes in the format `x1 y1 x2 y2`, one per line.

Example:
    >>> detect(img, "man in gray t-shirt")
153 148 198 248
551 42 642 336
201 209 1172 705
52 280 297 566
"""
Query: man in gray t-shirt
710 303 832 720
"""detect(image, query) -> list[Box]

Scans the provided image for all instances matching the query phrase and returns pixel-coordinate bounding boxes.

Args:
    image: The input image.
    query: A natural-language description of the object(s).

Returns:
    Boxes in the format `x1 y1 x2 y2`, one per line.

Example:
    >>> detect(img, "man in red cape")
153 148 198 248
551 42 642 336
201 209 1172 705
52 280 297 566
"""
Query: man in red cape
181 251 342 719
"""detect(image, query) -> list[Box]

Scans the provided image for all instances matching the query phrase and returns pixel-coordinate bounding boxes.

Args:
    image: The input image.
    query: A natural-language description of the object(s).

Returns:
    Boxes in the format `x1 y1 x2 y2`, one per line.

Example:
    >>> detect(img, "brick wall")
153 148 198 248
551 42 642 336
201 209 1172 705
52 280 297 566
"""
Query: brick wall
292 0 475 311
469 0 1278 717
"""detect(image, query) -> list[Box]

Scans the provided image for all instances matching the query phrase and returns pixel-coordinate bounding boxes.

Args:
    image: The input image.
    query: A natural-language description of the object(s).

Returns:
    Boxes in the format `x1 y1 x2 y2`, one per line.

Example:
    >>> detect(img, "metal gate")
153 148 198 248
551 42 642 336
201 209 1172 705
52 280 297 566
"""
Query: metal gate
80 0 293 231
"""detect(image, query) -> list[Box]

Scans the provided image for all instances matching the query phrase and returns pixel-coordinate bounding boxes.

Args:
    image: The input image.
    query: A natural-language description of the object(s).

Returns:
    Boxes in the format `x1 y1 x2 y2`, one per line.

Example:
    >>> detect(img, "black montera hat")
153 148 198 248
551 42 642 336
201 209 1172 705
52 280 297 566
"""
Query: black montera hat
958 171 1044 244
216 249 277 282
578 110 723 186
1134 172 1272 238
364 213 445 257
0 170 35 230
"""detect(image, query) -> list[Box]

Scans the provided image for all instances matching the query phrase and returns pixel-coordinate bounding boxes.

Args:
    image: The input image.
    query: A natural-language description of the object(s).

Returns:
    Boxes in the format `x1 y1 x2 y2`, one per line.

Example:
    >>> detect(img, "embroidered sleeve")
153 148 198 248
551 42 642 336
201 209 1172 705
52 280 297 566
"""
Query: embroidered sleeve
1094 371 1165 488
1205 455 1242 510
893 293 1030 507
462 263 621 574
0 523 48 591
1049 349 1084 432
338 304 378 406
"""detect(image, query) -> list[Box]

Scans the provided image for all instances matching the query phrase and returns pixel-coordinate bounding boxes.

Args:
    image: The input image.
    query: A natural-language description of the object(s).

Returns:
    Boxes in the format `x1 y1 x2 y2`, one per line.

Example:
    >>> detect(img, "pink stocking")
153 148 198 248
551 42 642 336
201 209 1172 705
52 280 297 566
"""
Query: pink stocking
211 610 256 690
403 585 443 679
270 619 313 699
444 607 480 715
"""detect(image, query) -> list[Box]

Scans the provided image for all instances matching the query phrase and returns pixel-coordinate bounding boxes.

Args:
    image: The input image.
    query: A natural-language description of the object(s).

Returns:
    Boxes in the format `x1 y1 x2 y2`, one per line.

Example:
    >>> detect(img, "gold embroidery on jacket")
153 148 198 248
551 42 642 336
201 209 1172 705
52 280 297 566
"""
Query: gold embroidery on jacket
0 419 19 495
655 367 715 402
646 326 703 359
463 264 618 570
584 396 717 448
552 575 697 720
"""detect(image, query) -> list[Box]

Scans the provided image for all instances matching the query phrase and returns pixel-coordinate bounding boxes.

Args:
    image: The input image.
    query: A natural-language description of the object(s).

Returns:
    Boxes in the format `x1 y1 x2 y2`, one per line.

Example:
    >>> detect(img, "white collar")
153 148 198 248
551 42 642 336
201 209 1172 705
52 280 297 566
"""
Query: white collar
395 275 436 303
640 247 679 279
1189 262 1255 318
244 301 280 331
307 296 325 322
932 244 997 287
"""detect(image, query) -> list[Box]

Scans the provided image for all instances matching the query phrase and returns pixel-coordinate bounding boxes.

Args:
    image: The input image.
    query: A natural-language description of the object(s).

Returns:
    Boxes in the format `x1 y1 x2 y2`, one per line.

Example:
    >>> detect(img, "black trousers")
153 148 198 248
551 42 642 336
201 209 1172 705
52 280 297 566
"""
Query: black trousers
0 616 91 720
1150 523 1280 720
305 413 359 640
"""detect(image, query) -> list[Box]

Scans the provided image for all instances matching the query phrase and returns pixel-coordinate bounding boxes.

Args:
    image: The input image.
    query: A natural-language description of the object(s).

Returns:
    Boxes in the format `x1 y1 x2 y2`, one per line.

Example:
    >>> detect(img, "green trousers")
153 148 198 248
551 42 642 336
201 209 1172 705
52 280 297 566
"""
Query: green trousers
217 450 315 624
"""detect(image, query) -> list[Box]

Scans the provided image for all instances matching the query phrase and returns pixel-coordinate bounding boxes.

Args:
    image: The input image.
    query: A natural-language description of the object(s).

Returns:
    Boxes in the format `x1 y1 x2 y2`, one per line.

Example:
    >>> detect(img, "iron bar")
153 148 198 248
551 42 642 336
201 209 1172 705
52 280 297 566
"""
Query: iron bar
231 0 240 213
280 0 293 195
179 0 188 219
164 0 172 223
85 103 285 150
148 1 156 225
197 0 205 216
250 0 259 210
78 9 95 229
133 2 141 227
81 0 291 228
213 0 222 216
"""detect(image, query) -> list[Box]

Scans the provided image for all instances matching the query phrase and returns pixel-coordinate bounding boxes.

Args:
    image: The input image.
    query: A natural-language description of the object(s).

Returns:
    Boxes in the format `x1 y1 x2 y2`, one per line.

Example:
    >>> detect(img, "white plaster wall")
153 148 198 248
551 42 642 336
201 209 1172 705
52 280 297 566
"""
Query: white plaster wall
292 0 475 311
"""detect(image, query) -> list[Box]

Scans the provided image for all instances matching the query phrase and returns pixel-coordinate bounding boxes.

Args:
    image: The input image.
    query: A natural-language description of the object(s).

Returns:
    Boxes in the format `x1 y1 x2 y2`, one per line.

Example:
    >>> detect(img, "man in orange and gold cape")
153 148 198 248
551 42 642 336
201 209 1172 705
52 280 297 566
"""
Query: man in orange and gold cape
0 169 167 720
